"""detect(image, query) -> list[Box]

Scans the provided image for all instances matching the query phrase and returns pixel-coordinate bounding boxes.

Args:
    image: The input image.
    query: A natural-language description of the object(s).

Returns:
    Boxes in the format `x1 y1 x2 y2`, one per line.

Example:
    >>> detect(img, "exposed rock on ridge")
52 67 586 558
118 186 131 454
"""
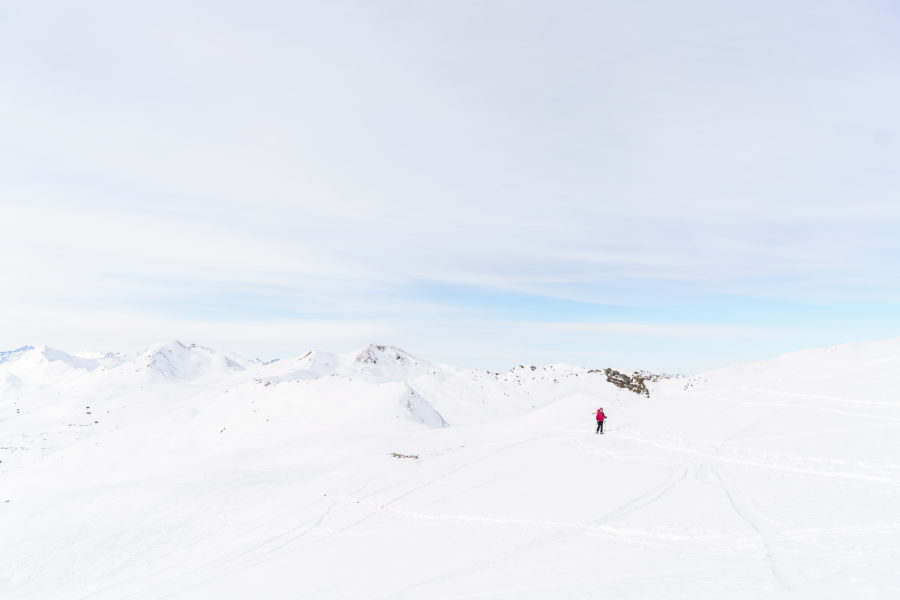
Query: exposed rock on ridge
591 368 665 397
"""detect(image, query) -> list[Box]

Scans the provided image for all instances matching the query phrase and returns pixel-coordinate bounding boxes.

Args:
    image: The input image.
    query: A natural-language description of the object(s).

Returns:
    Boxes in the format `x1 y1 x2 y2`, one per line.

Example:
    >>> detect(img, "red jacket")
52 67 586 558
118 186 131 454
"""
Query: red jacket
596 409 606 422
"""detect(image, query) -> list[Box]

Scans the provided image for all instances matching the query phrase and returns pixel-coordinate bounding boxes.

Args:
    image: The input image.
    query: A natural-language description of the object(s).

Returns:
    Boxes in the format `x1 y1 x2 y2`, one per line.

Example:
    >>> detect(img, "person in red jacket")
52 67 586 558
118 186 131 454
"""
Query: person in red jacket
595 408 607 434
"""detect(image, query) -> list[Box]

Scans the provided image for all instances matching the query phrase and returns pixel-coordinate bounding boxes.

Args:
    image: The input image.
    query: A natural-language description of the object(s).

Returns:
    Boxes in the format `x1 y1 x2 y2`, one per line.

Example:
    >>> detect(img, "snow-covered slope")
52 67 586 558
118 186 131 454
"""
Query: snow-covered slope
131 340 248 382
1 339 898 599
0 345 102 392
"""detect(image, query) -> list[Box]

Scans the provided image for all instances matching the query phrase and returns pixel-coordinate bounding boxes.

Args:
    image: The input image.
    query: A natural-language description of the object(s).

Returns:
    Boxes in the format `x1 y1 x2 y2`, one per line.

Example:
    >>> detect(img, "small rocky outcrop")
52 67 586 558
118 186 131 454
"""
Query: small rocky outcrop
591 368 664 397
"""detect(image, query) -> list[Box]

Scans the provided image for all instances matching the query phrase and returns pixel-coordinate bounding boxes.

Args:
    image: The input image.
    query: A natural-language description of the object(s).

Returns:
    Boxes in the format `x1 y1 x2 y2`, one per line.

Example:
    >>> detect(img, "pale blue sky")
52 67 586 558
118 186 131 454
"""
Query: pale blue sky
1 1 899 373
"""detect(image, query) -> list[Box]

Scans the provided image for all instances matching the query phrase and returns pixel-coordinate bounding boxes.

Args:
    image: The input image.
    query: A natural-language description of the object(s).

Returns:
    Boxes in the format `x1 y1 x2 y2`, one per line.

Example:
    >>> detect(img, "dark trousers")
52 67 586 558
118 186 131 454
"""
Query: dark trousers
596 420 604 433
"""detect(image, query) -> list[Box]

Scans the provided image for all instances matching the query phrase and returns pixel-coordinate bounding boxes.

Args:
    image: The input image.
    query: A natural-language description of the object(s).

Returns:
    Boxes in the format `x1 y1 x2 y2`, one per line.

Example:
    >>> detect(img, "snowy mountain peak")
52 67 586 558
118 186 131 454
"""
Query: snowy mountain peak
38 345 102 370
0 345 101 393
137 341 247 381
354 344 419 365
350 344 431 380
0 345 35 365
292 349 341 375
0 345 102 371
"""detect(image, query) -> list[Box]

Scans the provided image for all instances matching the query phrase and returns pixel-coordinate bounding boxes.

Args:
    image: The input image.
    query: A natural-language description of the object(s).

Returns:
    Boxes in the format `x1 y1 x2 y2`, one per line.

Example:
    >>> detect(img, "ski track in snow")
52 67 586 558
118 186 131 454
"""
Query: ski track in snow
378 436 689 599
701 464 803 592
748 388 899 408
76 475 373 600
692 390 900 422
84 441 537 600
609 427 900 488
78 503 334 600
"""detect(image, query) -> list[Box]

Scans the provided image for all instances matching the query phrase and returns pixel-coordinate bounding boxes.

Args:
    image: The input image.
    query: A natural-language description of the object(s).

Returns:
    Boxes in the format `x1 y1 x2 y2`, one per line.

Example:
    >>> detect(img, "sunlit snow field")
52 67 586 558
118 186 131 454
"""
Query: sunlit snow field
1 340 898 599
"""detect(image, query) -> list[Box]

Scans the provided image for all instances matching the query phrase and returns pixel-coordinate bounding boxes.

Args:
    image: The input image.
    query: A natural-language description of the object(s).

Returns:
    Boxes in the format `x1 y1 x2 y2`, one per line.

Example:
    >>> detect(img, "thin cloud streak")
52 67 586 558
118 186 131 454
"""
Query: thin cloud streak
520 321 773 340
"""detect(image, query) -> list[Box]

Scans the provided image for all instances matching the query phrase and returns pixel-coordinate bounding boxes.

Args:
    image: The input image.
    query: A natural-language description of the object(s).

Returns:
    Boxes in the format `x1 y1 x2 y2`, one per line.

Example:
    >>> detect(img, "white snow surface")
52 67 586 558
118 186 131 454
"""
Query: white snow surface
1 339 899 599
